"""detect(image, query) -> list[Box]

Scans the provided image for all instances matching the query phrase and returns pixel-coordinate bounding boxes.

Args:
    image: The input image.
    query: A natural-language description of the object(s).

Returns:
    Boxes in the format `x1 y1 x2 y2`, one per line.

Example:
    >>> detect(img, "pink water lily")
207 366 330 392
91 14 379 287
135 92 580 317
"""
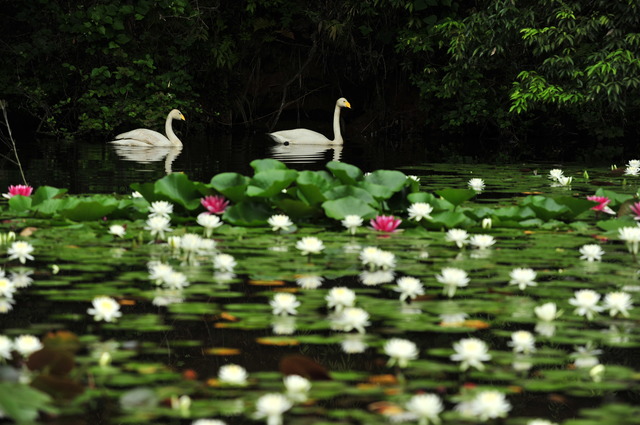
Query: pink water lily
201 195 229 215
630 201 640 220
586 195 614 215
2 185 33 199
370 215 402 233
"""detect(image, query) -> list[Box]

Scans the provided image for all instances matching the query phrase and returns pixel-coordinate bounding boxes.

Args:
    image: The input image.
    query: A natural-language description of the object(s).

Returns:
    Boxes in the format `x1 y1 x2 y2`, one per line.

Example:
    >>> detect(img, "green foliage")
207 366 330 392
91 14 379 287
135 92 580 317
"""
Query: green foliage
399 0 640 143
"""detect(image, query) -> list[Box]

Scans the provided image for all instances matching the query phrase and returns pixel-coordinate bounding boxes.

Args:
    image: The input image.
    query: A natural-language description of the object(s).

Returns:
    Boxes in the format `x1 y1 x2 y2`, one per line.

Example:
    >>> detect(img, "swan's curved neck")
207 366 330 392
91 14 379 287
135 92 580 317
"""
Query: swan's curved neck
165 114 182 146
332 105 344 145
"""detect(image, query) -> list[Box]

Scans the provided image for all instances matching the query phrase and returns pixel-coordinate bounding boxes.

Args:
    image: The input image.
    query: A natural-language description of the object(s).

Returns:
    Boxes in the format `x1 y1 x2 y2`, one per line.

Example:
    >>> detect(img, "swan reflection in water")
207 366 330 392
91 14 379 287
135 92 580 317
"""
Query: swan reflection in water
269 143 343 164
111 145 183 174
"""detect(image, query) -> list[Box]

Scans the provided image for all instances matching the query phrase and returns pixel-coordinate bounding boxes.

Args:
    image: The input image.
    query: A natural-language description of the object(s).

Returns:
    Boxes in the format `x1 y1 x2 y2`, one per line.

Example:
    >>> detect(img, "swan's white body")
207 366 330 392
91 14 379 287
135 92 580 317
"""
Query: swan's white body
111 109 185 147
268 97 351 145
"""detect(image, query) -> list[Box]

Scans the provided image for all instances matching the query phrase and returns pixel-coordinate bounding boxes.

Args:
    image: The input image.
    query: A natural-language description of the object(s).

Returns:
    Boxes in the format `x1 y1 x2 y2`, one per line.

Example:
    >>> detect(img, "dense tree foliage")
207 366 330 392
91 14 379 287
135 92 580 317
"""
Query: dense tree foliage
2 0 640 159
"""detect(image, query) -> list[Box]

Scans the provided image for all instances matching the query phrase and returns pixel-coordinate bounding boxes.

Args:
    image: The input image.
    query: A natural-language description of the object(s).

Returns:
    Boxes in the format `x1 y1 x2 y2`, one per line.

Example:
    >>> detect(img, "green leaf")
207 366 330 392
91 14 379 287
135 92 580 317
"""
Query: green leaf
428 211 469 229
153 173 203 210
296 171 334 205
327 161 363 184
0 382 56 423
250 158 288 173
223 200 272 226
8 195 32 213
31 186 67 205
435 188 476 207
363 170 407 192
322 196 377 220
59 195 119 221
521 195 571 221
246 169 298 198
324 185 376 206
209 172 250 203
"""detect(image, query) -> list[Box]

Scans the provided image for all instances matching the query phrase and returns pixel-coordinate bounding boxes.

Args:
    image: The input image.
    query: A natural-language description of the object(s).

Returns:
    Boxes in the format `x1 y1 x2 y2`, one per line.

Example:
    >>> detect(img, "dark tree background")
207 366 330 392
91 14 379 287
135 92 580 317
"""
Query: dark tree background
2 0 640 161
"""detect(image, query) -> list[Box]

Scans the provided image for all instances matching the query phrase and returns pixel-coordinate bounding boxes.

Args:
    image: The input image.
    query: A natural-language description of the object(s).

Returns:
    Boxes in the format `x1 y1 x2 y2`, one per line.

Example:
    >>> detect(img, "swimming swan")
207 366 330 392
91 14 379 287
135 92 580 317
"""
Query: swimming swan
268 98 351 145
111 109 185 147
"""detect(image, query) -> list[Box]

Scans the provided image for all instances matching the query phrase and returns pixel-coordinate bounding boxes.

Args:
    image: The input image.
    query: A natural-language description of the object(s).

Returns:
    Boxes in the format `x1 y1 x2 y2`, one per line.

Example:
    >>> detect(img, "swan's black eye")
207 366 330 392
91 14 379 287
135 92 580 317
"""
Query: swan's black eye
284 142 290 146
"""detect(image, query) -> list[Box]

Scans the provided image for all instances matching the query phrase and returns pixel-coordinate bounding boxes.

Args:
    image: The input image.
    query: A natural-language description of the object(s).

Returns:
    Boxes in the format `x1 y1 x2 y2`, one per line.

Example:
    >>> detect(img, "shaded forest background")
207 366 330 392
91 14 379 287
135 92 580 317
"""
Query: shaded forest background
2 0 640 161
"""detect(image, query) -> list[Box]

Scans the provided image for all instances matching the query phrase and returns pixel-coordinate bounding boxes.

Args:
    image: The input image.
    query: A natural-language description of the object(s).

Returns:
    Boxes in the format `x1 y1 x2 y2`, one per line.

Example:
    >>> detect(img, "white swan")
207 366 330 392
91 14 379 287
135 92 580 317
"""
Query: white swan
267 97 351 145
110 109 185 147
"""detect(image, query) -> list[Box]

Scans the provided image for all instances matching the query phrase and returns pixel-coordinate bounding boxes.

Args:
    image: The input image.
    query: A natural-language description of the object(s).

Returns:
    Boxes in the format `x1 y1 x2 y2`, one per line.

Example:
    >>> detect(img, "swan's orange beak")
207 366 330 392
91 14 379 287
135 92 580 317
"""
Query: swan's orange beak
344 101 351 109
180 114 186 120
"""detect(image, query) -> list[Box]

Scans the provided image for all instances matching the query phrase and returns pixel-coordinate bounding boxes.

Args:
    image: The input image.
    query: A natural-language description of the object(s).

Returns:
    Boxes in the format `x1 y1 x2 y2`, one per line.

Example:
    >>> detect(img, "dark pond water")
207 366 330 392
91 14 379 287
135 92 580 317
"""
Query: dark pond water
1 130 428 193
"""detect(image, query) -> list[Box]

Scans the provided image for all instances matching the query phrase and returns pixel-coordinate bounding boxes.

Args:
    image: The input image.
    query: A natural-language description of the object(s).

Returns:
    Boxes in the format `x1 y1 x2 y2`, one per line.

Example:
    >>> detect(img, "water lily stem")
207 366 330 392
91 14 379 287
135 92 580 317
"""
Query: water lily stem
0 100 27 185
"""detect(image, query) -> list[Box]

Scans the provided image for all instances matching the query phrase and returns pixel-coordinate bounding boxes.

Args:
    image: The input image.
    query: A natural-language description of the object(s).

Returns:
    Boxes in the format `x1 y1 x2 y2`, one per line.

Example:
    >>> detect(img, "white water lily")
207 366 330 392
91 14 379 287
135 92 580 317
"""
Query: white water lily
359 270 395 286
0 335 13 360
144 215 172 240
482 217 492 229
394 276 424 302
450 337 491 371
0 277 16 299
268 214 293 232
218 364 248 386
295 236 325 255
341 215 363 235
384 338 419 368
527 419 558 425
508 330 536 354
469 390 511 421
469 234 495 249
270 293 300 316
509 267 537 290
148 201 173 218
197 212 223 237
7 241 35 264
109 224 126 238
325 287 356 311
405 393 443 425
163 271 190 289
407 202 433 222
571 344 602 368
445 228 468 248
192 419 227 425
284 375 311 402
87 296 122 322
13 334 43 357
468 178 485 191
295 274 323 289
579 244 604 261
618 226 640 254
534 302 561 322
254 393 292 425
548 169 564 181
335 307 370 333
569 289 603 320
435 267 470 298
341 334 368 354
359 247 396 270
603 291 633 317
213 253 237 272
148 262 174 285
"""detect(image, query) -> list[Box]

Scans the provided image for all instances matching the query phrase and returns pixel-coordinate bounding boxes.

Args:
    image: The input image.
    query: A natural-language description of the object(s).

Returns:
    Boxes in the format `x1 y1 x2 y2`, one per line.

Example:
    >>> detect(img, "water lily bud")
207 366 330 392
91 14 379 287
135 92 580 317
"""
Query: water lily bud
482 218 492 229
99 351 112 367
590 364 605 382
51 264 60 275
